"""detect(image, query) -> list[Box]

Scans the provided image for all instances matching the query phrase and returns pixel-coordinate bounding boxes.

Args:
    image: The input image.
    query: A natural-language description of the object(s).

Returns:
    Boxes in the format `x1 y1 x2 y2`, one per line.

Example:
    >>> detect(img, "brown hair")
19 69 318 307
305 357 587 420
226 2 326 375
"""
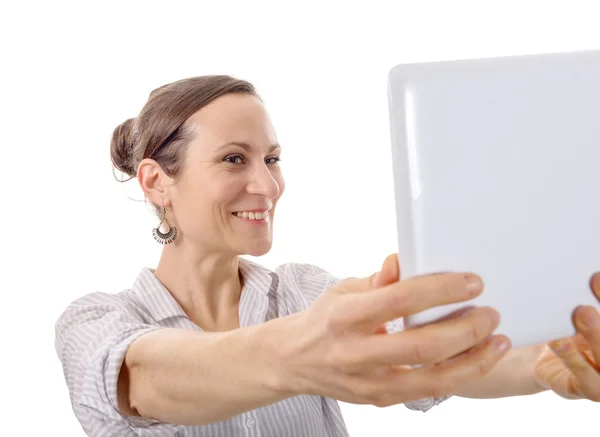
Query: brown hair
110 75 257 207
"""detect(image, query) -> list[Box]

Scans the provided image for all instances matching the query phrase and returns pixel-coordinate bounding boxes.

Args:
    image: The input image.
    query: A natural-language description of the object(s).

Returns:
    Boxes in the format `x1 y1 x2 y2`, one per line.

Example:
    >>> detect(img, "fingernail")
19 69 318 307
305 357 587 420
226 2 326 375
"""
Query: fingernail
550 340 570 353
494 337 510 353
465 274 483 295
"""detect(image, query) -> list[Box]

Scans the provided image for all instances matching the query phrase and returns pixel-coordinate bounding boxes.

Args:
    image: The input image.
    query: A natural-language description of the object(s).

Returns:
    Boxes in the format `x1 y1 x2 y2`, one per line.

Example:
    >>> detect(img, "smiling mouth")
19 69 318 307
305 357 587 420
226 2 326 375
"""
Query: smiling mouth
232 210 269 222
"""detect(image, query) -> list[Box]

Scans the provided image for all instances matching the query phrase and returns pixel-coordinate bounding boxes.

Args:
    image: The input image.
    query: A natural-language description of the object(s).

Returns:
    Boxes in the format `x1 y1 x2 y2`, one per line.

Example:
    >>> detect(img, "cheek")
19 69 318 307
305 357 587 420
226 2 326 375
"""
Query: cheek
275 173 286 198
210 176 247 208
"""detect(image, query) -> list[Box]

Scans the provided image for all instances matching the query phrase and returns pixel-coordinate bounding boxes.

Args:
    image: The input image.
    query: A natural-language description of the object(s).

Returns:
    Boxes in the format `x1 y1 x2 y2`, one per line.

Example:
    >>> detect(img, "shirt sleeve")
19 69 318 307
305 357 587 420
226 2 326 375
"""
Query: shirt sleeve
403 396 451 412
54 292 184 436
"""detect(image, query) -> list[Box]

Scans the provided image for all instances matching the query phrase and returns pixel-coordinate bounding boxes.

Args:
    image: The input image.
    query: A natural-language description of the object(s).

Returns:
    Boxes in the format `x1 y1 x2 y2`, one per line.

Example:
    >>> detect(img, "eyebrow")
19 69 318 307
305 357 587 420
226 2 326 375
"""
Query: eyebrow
217 141 281 153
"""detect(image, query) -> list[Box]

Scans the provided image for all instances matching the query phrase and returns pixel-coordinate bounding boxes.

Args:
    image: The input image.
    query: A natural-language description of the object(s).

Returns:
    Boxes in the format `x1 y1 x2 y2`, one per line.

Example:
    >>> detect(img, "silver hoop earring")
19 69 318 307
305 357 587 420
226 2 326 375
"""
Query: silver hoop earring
152 206 178 244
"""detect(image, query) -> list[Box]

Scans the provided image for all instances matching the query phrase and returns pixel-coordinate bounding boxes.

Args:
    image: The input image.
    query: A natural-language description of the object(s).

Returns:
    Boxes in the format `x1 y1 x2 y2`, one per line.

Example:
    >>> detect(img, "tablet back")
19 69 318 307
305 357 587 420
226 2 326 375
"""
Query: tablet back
387 50 600 347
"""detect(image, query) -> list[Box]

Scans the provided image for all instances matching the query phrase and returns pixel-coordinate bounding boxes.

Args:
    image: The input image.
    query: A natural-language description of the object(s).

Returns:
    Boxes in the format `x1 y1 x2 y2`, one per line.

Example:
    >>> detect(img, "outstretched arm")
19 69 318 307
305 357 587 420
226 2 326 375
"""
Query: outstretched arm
455 343 546 398
457 272 600 401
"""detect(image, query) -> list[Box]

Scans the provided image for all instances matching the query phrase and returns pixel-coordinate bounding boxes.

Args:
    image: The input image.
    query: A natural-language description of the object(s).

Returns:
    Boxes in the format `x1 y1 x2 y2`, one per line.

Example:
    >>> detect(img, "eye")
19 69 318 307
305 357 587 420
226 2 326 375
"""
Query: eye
223 154 244 165
265 156 281 165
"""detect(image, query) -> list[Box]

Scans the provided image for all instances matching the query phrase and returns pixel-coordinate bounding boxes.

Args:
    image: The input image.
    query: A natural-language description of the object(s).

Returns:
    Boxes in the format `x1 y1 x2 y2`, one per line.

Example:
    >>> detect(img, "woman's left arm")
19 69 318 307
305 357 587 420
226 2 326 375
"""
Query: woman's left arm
456 272 600 401
454 343 547 398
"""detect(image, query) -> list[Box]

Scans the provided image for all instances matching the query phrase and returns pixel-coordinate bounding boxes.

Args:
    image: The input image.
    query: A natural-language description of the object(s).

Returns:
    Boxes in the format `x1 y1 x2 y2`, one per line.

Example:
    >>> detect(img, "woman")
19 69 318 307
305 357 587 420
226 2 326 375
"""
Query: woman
55 75 600 437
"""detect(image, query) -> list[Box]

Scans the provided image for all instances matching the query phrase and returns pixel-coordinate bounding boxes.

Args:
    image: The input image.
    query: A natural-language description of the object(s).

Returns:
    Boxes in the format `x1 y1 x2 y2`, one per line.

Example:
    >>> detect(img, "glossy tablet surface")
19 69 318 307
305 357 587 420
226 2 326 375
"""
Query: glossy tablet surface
387 50 600 347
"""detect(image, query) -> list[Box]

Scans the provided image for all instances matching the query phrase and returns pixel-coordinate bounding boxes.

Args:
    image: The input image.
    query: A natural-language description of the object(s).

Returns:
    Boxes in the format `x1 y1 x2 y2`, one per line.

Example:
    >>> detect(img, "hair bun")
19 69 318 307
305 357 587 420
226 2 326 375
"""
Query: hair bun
110 118 137 179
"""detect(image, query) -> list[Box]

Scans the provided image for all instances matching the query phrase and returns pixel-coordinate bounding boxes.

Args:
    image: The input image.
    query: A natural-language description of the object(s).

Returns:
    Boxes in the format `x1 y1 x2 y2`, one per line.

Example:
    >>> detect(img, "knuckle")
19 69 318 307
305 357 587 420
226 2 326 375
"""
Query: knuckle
475 355 492 378
389 286 415 311
324 345 351 373
372 396 392 408
464 308 497 344
464 341 497 377
533 362 546 385
442 277 460 300
412 338 442 363
467 344 499 378
468 323 481 346
418 273 472 303
469 315 491 343
324 307 347 337
325 342 364 374
425 373 455 399
350 382 379 404
445 274 466 299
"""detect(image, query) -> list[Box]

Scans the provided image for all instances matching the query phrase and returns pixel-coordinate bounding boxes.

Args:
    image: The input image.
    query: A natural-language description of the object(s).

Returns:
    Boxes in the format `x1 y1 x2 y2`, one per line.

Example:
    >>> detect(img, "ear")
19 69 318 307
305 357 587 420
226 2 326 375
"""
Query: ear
137 158 175 207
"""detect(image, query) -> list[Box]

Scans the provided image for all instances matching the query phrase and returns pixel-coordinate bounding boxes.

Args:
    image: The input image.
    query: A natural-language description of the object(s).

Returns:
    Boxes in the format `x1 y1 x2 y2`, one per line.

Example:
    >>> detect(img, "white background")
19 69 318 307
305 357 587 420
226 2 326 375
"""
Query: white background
2 0 599 435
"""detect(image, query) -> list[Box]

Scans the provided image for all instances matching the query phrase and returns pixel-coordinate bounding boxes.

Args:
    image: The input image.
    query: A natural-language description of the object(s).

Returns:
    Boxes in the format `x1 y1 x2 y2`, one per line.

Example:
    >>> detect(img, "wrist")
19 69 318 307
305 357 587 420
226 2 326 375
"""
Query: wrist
528 366 548 395
250 313 305 398
526 345 549 395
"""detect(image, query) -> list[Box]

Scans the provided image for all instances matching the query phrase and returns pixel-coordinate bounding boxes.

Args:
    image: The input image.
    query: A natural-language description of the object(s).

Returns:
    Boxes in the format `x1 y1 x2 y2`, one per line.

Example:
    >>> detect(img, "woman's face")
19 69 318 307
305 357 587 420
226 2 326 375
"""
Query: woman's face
168 93 285 257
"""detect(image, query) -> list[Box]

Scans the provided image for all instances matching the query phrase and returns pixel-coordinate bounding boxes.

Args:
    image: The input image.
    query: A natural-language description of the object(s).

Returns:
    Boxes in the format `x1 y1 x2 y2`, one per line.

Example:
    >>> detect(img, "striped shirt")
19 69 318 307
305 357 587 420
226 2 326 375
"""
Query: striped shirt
55 258 445 437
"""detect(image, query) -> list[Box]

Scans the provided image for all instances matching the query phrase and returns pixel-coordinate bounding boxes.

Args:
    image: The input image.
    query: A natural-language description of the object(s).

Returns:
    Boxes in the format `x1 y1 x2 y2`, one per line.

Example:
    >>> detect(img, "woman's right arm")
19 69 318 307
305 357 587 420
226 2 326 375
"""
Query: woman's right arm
54 293 298 433
119 316 301 425
56 254 510 431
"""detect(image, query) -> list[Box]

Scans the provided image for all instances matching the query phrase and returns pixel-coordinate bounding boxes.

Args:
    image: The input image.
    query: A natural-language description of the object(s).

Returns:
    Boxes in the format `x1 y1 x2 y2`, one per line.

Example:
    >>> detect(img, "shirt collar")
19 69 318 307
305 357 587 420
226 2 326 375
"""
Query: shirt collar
238 257 276 296
131 267 187 322
131 257 275 322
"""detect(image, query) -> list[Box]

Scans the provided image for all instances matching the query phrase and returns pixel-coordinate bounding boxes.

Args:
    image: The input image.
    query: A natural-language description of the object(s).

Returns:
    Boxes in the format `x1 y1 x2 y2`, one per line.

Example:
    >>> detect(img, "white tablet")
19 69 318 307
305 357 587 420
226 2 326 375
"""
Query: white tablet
387 49 600 348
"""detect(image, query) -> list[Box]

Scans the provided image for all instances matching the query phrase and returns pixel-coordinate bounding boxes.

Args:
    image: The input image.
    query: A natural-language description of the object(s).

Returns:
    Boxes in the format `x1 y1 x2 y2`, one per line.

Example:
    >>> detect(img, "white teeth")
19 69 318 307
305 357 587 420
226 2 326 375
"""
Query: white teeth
235 211 268 220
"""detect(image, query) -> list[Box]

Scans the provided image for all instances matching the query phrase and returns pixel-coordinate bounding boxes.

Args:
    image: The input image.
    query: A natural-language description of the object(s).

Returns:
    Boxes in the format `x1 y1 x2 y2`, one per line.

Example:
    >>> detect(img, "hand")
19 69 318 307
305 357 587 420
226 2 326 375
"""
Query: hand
281 254 511 407
534 273 600 402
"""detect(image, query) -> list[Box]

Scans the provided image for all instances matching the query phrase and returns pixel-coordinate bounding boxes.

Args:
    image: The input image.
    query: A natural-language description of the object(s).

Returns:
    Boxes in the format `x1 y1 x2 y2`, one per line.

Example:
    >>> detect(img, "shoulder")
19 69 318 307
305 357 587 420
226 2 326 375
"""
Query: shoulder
54 282 157 342
240 257 340 308
54 290 138 346
241 257 340 288
56 290 133 325
273 262 341 307
56 267 188 330
274 262 340 288
56 287 144 321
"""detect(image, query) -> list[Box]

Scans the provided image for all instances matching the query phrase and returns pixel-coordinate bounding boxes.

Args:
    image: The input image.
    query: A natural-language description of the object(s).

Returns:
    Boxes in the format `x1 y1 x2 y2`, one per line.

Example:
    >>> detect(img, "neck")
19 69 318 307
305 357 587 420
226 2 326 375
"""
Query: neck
153 241 243 330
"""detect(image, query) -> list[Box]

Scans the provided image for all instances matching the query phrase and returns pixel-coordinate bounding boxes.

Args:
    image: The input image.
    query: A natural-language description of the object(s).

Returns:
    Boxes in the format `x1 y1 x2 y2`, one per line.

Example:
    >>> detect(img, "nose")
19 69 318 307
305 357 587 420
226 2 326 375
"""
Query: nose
246 161 280 199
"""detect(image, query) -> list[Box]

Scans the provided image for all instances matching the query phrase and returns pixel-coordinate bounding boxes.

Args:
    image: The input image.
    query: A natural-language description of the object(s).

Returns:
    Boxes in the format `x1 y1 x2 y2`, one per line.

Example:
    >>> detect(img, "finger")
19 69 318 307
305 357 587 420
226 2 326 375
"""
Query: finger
340 253 400 294
373 253 401 288
591 272 600 301
372 254 402 334
548 337 600 401
340 271 484 328
574 305 600 367
388 334 511 401
349 306 500 367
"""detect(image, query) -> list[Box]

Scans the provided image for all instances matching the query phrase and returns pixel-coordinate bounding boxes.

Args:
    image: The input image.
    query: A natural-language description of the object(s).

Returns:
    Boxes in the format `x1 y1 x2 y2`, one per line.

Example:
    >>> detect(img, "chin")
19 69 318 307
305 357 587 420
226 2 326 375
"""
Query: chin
243 240 273 257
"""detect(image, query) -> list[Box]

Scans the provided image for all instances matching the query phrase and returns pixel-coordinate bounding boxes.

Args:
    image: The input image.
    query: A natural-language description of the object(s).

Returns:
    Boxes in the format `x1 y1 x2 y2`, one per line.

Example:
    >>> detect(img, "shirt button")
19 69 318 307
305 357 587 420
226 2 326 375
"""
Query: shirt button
246 417 256 428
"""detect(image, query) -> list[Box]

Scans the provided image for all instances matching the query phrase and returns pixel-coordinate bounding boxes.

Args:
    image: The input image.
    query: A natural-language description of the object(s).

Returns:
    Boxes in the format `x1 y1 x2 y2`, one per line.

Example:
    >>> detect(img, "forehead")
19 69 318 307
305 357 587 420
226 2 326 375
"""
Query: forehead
187 93 277 148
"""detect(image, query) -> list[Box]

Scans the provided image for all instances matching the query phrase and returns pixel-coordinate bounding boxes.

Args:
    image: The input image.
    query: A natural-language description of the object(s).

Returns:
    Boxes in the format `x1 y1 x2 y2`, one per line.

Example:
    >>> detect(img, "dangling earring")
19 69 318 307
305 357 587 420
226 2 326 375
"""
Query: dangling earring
152 206 178 244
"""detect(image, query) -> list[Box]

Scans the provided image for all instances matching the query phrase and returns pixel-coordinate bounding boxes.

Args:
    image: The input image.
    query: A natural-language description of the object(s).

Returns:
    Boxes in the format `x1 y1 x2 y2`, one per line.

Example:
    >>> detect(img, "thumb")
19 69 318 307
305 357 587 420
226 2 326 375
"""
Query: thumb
591 272 600 301
339 253 401 293
371 253 401 334
372 253 401 288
